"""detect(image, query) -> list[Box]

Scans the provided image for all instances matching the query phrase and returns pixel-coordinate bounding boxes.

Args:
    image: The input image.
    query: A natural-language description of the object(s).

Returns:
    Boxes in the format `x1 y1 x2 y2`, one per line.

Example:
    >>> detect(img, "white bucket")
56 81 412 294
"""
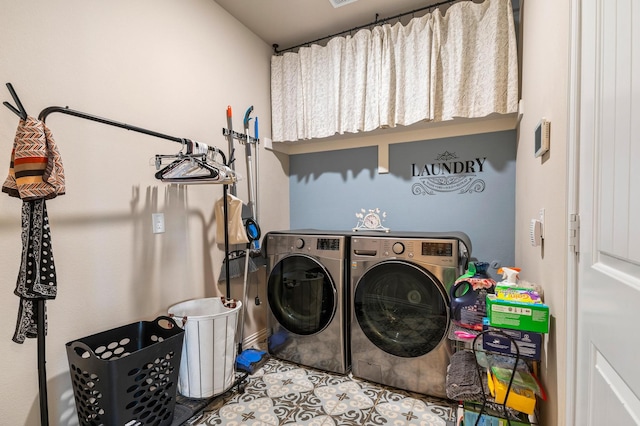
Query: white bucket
168 297 241 399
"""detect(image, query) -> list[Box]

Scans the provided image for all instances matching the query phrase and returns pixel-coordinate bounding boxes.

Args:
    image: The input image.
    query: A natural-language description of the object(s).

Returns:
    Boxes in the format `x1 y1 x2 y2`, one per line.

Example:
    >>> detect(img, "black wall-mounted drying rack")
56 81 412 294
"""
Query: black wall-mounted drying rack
3 82 235 426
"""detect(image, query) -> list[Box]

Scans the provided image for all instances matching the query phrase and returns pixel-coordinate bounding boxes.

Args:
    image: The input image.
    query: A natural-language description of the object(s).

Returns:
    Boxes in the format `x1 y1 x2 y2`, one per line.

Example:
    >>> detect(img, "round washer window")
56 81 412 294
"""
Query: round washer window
354 260 449 358
268 254 336 335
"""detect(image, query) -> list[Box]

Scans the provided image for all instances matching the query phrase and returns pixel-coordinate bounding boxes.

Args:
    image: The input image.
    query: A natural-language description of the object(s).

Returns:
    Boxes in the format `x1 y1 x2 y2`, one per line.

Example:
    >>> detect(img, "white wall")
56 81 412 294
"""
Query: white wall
0 1 289 424
516 1 571 425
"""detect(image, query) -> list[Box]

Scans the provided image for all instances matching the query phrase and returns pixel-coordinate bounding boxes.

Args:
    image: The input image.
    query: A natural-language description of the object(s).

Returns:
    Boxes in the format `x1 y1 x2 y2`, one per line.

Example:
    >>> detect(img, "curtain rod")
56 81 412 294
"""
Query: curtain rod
272 0 460 54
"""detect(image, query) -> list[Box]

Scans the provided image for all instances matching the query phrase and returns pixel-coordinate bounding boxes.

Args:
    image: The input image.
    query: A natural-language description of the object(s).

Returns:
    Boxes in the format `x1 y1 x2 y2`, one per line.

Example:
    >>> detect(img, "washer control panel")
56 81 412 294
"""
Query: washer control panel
266 233 346 260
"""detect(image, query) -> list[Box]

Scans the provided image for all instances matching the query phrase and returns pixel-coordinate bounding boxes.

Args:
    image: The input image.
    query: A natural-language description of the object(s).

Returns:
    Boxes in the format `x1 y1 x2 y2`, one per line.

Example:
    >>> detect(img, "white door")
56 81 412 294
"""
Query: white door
575 0 640 424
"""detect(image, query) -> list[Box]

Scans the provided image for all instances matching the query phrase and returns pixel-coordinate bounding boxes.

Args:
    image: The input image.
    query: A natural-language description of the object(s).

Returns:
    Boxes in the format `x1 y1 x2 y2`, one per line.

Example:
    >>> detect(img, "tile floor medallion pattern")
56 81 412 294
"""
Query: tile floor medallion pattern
185 357 457 426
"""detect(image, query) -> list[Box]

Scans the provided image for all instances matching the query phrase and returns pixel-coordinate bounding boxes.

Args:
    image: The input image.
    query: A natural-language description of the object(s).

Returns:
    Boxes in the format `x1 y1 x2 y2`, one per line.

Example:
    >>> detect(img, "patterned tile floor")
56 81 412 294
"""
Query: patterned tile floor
182 357 458 426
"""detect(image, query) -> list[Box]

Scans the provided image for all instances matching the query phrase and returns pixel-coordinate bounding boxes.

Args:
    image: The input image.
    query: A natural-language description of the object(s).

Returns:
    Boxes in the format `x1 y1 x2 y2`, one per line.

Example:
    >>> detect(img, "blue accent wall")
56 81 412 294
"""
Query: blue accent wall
289 130 516 279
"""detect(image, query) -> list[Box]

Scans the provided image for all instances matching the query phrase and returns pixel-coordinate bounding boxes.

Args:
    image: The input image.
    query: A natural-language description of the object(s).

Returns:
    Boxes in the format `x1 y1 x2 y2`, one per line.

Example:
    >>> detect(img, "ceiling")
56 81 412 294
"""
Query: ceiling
213 0 454 53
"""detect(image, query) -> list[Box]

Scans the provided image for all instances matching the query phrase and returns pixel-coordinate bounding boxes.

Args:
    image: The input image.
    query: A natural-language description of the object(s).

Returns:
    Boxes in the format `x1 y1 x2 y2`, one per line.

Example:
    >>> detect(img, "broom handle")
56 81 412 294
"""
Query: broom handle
238 248 251 353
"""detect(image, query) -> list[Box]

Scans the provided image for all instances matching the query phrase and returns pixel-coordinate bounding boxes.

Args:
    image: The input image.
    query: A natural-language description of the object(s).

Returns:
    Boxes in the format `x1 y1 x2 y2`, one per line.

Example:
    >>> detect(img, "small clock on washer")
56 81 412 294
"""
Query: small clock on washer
353 208 389 232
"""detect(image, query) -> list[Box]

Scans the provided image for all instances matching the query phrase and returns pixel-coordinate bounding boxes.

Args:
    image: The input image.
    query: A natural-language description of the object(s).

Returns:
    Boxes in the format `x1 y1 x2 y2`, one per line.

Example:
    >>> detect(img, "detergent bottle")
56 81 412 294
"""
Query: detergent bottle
449 261 496 331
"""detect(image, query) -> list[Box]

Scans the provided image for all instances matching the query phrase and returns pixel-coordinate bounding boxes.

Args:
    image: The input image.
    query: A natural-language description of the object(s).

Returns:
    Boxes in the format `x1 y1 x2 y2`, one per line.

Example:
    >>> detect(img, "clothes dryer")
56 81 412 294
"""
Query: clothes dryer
264 231 350 374
349 232 471 398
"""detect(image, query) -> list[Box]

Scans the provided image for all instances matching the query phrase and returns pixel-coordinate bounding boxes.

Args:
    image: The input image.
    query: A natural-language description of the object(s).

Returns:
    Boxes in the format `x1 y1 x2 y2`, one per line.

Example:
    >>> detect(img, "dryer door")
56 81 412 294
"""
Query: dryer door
268 254 337 335
354 260 449 358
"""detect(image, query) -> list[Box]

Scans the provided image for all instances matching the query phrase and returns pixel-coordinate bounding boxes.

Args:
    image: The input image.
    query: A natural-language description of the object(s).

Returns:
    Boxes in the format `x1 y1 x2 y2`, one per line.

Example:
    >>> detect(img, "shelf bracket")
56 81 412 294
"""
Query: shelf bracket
378 142 389 174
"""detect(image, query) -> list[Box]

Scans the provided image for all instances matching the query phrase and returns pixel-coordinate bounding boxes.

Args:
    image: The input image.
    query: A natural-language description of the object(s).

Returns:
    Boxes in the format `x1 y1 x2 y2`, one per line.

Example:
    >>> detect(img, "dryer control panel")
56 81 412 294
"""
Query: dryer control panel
351 236 459 267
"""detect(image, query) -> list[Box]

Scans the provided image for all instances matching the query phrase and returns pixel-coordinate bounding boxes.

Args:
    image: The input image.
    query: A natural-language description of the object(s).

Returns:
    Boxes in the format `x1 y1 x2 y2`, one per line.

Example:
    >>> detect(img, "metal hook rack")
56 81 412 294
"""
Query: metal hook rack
221 128 258 144
3 82 28 120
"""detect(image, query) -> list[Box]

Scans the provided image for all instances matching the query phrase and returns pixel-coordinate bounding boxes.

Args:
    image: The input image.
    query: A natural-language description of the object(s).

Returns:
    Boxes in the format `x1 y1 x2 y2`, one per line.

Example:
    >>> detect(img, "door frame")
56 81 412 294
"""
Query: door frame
565 0 581 424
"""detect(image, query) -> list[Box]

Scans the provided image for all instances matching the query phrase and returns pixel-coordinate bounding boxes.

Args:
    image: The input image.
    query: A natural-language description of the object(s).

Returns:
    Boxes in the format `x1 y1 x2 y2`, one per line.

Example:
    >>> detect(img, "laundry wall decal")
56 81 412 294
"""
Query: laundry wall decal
411 151 487 195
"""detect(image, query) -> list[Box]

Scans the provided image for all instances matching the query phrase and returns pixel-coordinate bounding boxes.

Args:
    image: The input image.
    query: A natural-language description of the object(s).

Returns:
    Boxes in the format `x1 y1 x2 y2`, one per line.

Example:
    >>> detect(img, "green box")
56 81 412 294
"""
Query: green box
486 294 549 334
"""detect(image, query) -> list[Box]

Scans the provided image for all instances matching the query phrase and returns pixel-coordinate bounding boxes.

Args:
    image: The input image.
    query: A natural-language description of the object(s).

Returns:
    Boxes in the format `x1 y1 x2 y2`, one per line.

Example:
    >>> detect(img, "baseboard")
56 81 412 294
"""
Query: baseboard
242 328 268 351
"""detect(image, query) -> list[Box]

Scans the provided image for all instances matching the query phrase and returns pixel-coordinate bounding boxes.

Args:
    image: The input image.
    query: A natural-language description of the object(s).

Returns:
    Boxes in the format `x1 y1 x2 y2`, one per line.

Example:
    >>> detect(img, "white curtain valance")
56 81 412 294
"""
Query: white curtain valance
270 0 518 142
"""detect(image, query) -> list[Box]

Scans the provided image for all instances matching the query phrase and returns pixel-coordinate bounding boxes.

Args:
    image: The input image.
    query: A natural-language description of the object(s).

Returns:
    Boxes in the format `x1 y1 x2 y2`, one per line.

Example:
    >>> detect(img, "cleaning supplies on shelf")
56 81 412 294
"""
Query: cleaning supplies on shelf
450 261 496 331
496 267 520 287
486 294 549 333
494 287 544 304
486 267 549 333
495 268 545 300
487 366 542 415
491 366 543 397
494 269 544 305
481 321 543 361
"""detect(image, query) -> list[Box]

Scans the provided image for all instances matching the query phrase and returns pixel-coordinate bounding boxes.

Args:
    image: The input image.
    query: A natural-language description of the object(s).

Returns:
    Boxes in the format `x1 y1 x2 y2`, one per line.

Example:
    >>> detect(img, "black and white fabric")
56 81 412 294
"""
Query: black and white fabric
12 199 57 343
3 117 65 344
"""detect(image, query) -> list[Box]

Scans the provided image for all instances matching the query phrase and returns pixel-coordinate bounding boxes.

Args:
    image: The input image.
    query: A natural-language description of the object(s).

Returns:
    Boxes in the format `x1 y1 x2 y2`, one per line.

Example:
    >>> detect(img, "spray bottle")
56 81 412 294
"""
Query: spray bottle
497 267 520 287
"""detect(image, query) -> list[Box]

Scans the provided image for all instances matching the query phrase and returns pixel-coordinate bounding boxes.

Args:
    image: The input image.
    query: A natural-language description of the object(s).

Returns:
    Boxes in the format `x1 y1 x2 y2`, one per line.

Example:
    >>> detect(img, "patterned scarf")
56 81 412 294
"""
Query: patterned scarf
2 116 65 199
2 116 65 343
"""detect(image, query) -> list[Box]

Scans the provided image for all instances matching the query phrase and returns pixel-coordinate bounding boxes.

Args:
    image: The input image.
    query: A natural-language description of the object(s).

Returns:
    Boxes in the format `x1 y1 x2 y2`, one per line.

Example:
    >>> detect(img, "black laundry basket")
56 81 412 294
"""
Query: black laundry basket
65 316 184 426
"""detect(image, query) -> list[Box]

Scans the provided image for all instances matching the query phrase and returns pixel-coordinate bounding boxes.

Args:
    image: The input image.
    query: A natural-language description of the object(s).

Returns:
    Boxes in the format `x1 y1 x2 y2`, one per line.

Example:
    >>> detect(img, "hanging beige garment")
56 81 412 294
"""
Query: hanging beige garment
215 193 249 245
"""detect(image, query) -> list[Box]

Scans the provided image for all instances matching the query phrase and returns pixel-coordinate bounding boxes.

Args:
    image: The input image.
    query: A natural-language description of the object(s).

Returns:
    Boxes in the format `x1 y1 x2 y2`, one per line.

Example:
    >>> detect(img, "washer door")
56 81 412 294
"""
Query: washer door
354 260 449 358
268 254 337 335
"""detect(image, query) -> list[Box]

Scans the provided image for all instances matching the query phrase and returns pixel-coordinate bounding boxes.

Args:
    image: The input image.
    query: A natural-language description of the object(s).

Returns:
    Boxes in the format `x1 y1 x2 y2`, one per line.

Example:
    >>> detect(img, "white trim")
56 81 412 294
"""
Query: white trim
272 114 518 155
269 113 518 174
565 0 582 425
242 328 268 351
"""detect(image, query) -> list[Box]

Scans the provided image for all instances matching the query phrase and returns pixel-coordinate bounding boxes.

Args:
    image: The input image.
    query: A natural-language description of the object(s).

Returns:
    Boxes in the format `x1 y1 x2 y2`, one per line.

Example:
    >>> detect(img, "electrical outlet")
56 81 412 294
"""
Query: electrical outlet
152 213 165 234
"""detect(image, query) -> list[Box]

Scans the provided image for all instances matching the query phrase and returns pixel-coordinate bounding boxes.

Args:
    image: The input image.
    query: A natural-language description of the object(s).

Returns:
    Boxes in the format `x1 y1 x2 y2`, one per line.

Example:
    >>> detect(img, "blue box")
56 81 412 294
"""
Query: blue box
481 324 542 361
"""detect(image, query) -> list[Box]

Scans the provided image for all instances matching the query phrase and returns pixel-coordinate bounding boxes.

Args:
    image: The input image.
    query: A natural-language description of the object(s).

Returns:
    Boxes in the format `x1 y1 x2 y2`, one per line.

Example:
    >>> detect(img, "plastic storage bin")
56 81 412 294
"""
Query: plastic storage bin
168 297 241 399
65 316 184 426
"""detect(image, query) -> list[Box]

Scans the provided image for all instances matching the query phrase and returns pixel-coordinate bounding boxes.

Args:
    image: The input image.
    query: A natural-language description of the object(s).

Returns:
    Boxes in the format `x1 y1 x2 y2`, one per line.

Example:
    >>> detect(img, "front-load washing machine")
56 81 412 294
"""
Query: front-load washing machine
264 230 350 374
350 232 471 398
